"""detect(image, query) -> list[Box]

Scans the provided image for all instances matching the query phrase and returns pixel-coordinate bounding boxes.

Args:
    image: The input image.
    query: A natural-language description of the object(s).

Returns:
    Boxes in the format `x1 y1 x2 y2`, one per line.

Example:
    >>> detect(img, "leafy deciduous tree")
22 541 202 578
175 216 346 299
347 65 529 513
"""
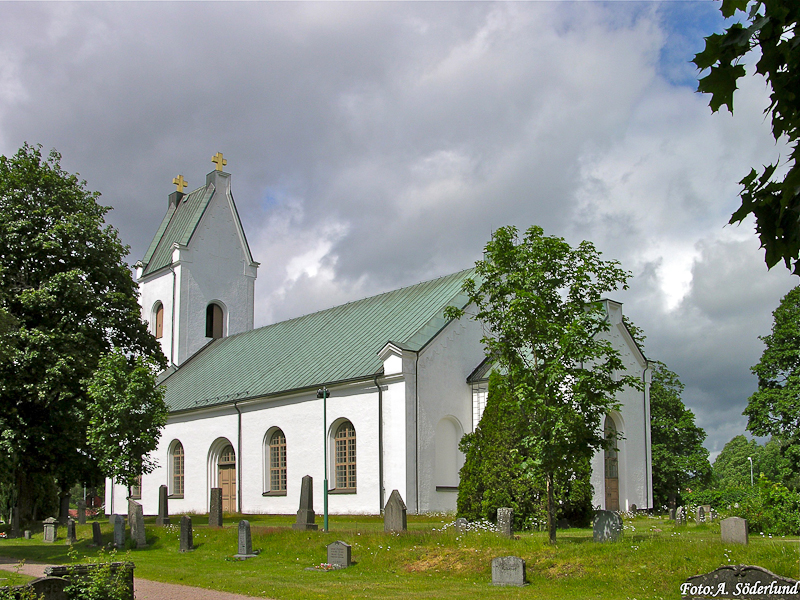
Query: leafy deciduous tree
446 225 640 544
0 144 165 521
744 285 800 472
86 349 167 499
713 434 760 488
693 0 800 273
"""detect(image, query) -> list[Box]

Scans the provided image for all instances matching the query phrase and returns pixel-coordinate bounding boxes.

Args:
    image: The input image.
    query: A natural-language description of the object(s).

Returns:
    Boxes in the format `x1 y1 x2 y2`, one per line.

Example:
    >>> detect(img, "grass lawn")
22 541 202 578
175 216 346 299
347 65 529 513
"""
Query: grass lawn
0 514 797 599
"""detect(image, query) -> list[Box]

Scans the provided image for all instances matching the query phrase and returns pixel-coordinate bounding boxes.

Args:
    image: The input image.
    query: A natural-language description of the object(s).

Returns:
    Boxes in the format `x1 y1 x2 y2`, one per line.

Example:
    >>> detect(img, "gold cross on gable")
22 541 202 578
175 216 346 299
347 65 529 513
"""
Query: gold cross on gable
211 152 227 171
172 174 188 192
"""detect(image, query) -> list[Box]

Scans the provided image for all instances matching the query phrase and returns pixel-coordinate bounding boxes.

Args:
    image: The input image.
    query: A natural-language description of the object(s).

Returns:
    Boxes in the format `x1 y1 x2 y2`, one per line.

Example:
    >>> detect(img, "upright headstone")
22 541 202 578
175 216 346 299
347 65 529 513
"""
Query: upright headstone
180 515 194 552
113 514 125 548
676 506 686 525
27 576 69 600
234 520 257 559
292 475 318 531
696 505 705 524
455 517 468 532
156 485 170 526
593 510 622 542
497 507 513 538
327 541 352 568
681 565 797 600
76 500 86 525
129 500 147 548
669 508 676 521
383 489 407 533
9 506 20 538
491 556 526 587
66 518 77 544
23 530 32 540
209 488 223 528
720 517 749 545
630 504 637 513
91 521 102 546
43 517 58 543
59 495 70 524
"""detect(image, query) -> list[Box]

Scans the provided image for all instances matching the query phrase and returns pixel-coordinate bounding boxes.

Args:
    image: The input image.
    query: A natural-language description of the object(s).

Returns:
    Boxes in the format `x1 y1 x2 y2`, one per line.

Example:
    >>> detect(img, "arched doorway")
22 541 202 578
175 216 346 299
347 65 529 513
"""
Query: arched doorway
604 416 619 511
218 444 236 512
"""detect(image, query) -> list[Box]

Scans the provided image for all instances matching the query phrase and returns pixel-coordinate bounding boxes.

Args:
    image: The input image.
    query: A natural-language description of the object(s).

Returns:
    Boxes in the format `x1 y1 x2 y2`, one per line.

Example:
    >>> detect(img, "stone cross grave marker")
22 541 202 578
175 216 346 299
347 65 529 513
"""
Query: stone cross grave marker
720 517 749 545
77 499 86 525
384 489 407 533
292 475 318 531
593 510 622 542
157 485 170 526
209 488 223 528
91 521 102 546
327 540 352 568
66 518 77 544
180 516 193 552
491 556 526 586
234 520 258 559
43 517 58 543
681 565 798 599
696 505 705 524
129 500 147 548
497 507 513 538
113 514 125 548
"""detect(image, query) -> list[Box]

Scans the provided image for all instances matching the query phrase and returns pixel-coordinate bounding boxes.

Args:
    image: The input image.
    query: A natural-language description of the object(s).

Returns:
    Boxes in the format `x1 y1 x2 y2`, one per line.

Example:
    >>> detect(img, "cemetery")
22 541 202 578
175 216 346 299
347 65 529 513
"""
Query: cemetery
0 509 796 600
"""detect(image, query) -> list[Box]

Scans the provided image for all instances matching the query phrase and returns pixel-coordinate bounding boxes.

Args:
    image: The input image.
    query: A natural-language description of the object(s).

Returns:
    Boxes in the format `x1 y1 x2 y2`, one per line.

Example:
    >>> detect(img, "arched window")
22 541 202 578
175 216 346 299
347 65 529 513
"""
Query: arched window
435 416 463 489
170 441 184 497
154 302 164 339
269 429 287 493
334 421 356 491
206 303 223 339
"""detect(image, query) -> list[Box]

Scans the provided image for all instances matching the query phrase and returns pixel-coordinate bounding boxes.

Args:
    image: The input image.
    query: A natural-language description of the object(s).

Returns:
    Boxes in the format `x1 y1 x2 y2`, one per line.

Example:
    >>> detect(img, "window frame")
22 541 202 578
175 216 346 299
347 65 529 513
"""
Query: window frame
333 420 357 492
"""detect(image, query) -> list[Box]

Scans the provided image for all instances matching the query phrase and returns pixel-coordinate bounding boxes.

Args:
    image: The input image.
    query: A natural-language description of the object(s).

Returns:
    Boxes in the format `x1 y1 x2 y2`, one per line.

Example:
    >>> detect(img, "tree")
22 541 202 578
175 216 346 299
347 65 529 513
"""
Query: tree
86 350 167 499
744 285 800 472
648 361 712 508
446 225 640 544
0 144 165 521
714 434 760 488
693 0 800 273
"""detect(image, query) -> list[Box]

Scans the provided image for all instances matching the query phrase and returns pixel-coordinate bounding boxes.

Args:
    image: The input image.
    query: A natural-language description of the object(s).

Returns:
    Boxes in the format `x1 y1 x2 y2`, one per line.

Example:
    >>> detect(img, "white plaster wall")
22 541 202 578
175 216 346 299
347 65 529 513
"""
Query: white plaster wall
416 315 486 513
136 269 175 365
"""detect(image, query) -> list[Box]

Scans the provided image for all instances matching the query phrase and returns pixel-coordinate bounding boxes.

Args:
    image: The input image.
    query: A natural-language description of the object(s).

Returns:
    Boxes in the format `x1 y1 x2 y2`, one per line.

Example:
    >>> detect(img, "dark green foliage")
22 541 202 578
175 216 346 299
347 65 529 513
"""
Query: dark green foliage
649 361 712 508
457 372 593 531
744 286 800 475
713 434 760 488
724 476 800 535
0 144 165 521
694 0 800 273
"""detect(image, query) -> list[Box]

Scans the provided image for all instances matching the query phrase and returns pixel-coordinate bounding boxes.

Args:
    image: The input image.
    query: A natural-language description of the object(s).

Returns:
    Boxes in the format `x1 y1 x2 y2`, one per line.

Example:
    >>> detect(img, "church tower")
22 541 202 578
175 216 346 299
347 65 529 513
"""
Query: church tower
135 153 259 367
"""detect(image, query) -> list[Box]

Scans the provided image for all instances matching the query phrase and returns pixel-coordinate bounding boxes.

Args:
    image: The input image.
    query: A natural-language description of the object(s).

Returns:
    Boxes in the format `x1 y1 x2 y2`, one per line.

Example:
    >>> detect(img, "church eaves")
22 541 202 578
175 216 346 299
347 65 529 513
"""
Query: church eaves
160 268 475 413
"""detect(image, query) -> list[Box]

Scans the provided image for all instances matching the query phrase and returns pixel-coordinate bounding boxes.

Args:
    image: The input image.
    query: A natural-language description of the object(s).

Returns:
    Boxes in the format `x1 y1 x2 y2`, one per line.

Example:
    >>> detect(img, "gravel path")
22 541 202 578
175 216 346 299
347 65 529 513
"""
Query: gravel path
0 557 269 600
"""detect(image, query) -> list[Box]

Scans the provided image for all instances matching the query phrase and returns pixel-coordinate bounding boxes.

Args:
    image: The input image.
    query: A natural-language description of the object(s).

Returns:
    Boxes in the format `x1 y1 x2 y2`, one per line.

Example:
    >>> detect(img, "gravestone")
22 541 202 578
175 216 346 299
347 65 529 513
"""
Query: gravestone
234 520 257 559
702 505 712 520
327 540 352 568
180 515 193 552
27 576 69 600
497 507 513 538
58 496 70 524
43 517 58 543
129 499 147 548
156 485 170 526
77 499 86 525
669 508 676 521
593 510 622 542
292 475 318 531
720 517 749 545
66 518 77 544
681 565 798 599
491 556 526 587
676 506 686 525
24 530 32 540
383 489 407 533
696 505 705 524
209 488 223 528
455 517 468 532
45 562 134 600
630 504 637 513
91 521 103 546
113 514 125 548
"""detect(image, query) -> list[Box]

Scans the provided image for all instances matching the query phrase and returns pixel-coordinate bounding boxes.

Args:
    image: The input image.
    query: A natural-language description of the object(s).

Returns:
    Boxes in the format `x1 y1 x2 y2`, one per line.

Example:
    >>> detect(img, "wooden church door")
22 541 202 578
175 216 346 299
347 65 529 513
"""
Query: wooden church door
219 444 236 512
604 418 619 511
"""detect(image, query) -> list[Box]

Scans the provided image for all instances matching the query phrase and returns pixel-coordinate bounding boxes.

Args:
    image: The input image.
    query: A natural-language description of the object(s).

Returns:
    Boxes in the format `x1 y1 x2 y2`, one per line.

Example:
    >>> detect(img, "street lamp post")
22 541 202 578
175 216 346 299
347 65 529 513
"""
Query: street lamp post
748 456 753 486
317 387 329 532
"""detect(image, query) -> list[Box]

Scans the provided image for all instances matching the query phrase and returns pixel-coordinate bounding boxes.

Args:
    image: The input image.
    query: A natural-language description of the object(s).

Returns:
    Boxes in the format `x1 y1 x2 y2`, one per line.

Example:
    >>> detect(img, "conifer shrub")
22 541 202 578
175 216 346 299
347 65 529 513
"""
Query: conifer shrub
457 372 593 530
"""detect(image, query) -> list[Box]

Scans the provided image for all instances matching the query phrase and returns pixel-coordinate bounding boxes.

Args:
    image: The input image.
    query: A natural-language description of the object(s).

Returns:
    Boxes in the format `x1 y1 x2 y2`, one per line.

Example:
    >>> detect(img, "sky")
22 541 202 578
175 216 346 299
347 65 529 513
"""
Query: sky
0 1 796 461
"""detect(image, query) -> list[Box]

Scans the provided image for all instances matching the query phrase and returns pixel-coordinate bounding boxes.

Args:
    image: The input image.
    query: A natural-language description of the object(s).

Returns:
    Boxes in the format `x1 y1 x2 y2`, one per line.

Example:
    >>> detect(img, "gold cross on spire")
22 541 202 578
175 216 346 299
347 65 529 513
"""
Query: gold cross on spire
172 174 188 192
211 152 227 172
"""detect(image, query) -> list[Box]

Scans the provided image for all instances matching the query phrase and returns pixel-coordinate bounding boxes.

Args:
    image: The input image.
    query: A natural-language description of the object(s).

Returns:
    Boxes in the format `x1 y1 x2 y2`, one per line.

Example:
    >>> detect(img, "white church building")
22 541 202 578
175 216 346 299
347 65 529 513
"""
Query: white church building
106 157 653 518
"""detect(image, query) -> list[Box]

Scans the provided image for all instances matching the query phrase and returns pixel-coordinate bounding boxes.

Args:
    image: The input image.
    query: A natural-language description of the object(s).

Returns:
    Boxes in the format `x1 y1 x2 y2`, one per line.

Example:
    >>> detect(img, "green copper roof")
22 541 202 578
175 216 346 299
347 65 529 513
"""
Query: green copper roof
141 184 214 276
162 268 475 412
